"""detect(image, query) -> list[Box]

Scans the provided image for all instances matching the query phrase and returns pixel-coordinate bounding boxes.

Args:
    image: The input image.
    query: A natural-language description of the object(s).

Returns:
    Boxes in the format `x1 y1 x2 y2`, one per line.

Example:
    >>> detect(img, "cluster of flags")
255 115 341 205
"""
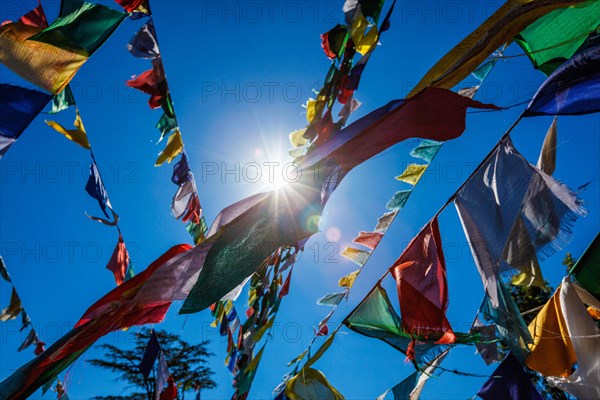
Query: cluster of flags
1 0 600 399
124 3 207 240
0 257 45 356
139 331 178 400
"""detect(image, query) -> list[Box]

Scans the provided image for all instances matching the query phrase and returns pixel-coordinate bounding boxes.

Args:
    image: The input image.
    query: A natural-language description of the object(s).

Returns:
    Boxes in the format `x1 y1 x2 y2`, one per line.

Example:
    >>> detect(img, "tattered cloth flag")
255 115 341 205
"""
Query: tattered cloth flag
454 137 585 307
106 235 130 286
410 139 442 163
536 117 557 175
407 0 590 98
45 110 90 149
525 40 600 116
527 277 600 399
28 0 126 56
0 4 87 94
156 129 183 166
352 231 383 250
49 86 76 114
156 352 169 400
285 368 344 400
395 164 427 185
0 288 23 321
377 349 449 400
85 161 118 225
0 84 51 158
477 354 542 400
139 330 161 378
115 0 147 13
0 257 11 282
343 285 474 368
127 58 168 109
471 280 532 363
376 372 418 400
128 19 159 59
181 88 498 314
569 233 600 300
386 190 411 211
389 219 456 351
340 247 370 266
515 0 600 75
321 24 347 60
546 278 600 399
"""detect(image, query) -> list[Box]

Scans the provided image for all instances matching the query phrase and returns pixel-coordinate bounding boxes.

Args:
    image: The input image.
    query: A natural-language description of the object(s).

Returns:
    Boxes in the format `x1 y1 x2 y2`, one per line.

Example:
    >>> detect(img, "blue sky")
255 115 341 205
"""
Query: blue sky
1 0 599 399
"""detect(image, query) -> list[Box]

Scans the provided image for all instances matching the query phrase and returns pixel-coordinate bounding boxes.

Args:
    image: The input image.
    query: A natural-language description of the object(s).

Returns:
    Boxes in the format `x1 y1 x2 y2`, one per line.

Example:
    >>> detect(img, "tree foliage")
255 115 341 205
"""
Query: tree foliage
88 328 216 400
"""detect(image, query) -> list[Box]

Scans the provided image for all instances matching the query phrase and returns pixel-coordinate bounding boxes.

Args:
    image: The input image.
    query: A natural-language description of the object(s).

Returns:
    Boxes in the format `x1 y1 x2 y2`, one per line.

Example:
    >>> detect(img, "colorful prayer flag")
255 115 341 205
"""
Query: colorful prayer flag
29 1 126 56
45 110 90 149
0 6 87 93
525 40 600 115
106 235 130 286
477 354 542 400
390 219 455 346
395 164 427 185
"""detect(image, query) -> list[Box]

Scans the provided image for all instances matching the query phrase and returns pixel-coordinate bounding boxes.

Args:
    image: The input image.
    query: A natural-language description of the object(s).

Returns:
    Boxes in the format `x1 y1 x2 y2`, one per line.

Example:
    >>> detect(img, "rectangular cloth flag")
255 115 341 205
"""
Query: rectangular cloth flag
546 278 600 399
284 368 344 400
0 288 23 321
515 0 600 75
28 1 126 56
106 235 130 285
127 58 168 110
477 354 542 400
454 136 585 307
407 0 590 97
352 231 383 250
569 233 600 300
45 110 90 149
471 280 532 362
0 84 51 158
139 331 161 378
525 40 600 115
0 4 87 94
389 219 455 347
128 20 159 59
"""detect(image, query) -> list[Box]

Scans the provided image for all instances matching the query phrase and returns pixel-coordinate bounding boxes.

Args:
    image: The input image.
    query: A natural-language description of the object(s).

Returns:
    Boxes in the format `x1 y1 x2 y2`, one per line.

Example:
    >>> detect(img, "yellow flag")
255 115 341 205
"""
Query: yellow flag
395 164 427 185
0 21 87 94
338 270 360 289
350 13 378 55
286 368 344 400
407 0 588 98
525 286 576 377
306 97 326 123
289 128 307 147
155 129 183 166
45 110 91 149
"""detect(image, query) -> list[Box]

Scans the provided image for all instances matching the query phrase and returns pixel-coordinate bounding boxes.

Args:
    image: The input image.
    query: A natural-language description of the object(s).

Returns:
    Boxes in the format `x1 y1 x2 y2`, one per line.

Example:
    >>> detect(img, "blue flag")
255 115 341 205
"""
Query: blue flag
526 41 600 116
0 84 52 158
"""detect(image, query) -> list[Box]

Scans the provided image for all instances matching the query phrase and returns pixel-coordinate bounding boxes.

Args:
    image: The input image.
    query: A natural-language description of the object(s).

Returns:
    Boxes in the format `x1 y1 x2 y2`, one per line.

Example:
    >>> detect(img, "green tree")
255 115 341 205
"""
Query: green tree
88 328 216 400
508 253 577 400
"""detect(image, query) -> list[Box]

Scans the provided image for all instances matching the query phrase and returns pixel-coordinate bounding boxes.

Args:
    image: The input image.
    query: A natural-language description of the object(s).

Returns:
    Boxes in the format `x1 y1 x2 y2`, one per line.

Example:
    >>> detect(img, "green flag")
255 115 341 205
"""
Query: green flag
570 233 600 300
515 1 600 75
29 1 126 56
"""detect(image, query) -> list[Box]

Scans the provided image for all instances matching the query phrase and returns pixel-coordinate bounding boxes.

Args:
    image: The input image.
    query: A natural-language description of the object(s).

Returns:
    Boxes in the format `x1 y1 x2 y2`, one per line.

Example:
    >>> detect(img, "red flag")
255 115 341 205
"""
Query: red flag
126 58 167 109
106 235 130 285
352 231 384 250
114 0 145 13
390 218 455 352
18 1 48 28
160 376 178 400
